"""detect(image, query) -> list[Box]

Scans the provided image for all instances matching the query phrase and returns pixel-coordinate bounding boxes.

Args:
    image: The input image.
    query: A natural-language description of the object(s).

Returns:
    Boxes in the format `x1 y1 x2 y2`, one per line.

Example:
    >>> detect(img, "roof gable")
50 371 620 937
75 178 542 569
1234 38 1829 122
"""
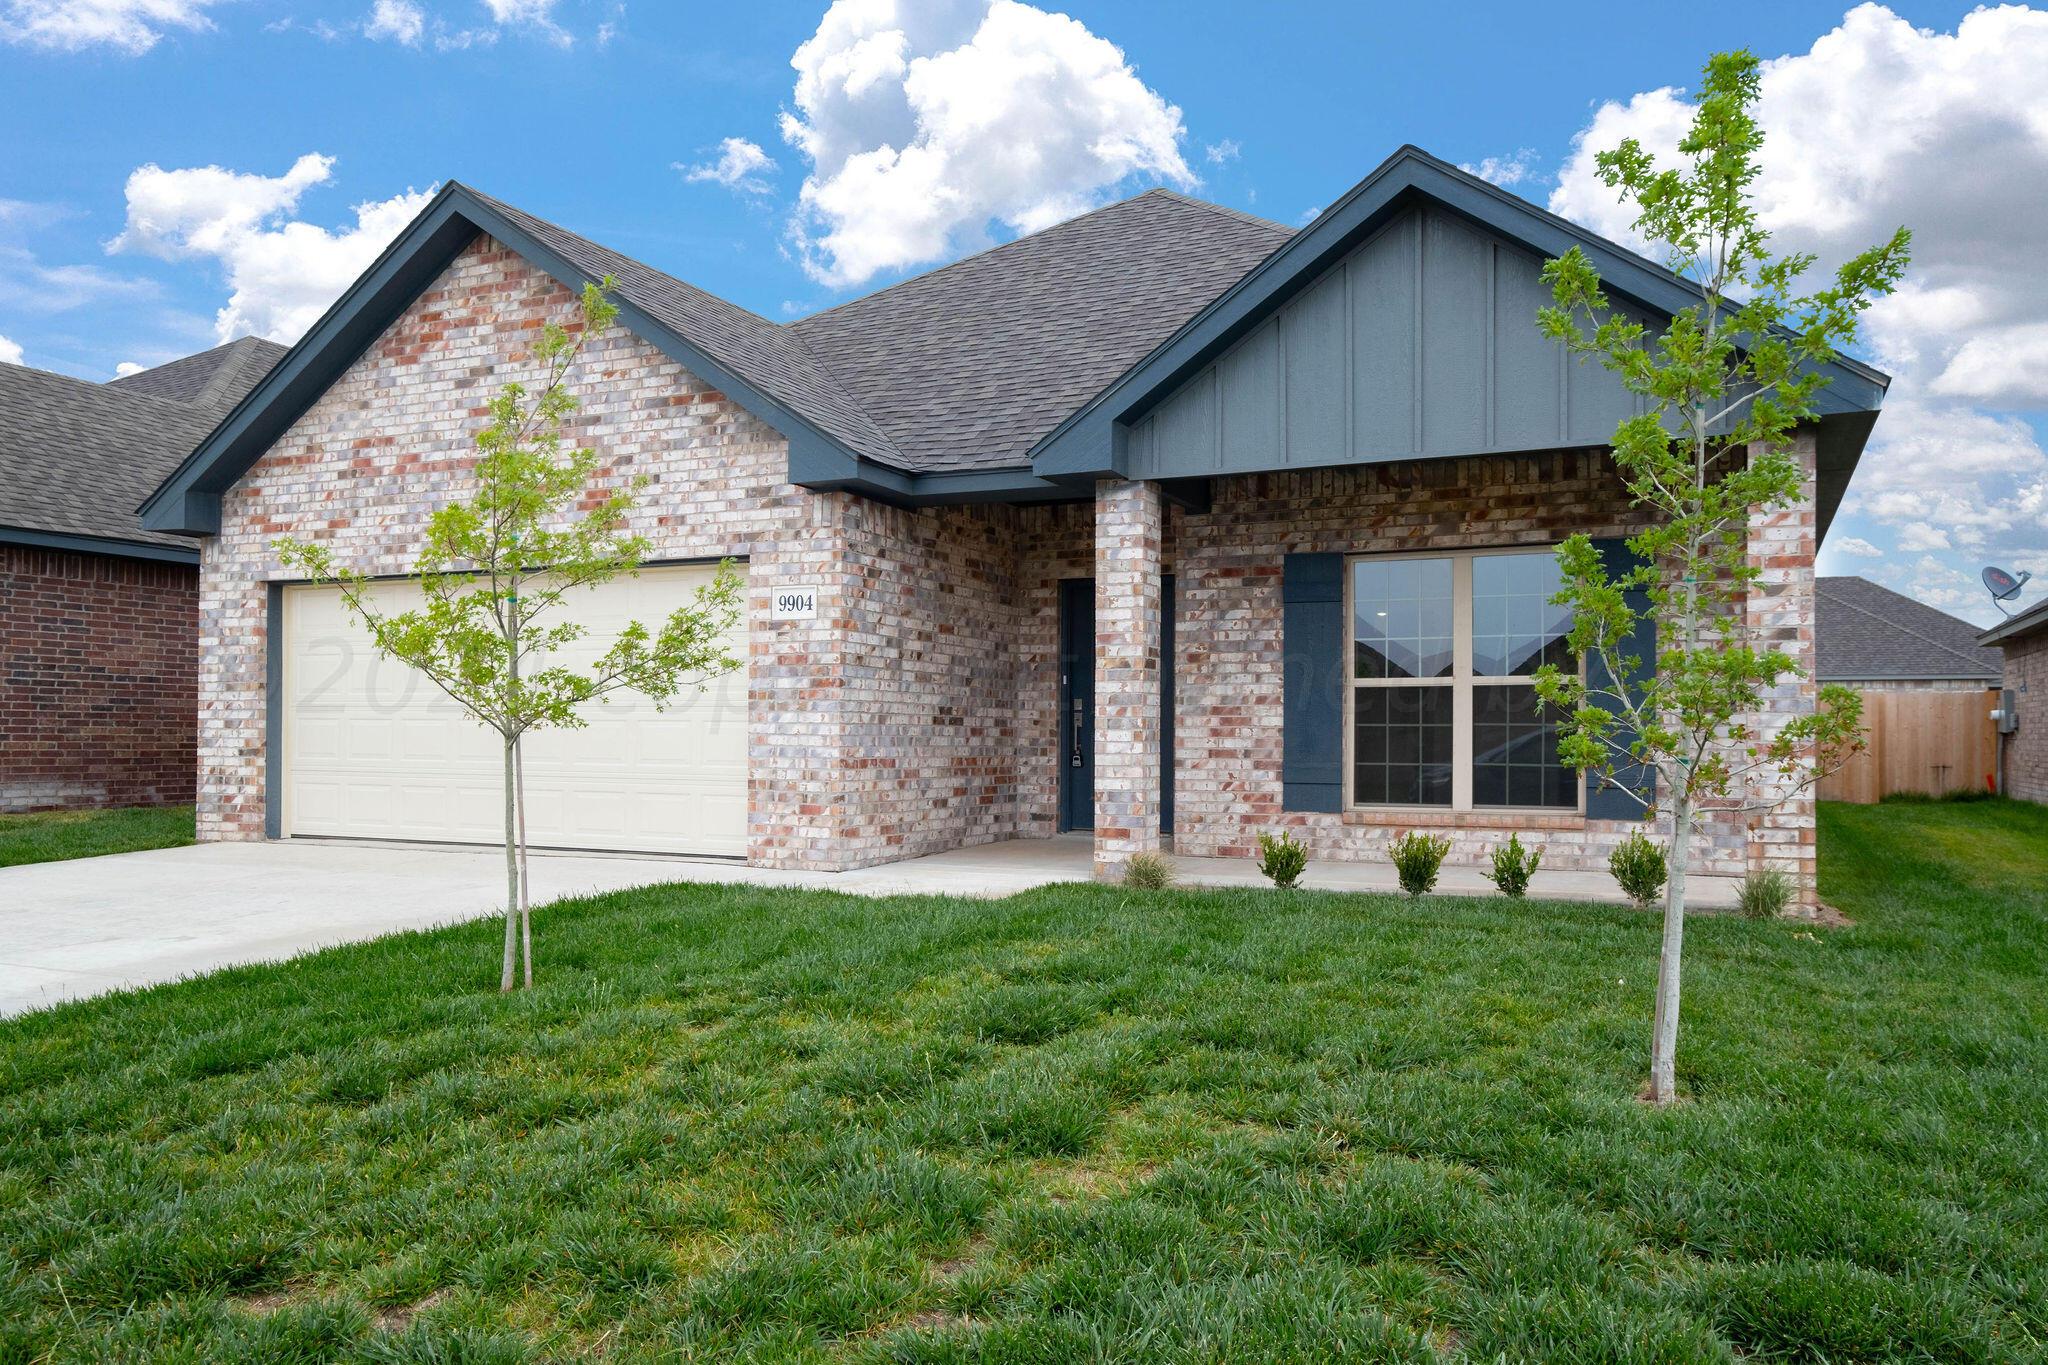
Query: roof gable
140 183 909 534
1031 147 1891 532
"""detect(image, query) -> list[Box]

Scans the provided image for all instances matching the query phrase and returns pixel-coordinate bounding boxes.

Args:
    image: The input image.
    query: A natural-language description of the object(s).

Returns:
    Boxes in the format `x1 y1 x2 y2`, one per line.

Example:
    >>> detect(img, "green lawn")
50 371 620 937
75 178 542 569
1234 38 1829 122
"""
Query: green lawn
0 804 194 868
2 800 2043 1362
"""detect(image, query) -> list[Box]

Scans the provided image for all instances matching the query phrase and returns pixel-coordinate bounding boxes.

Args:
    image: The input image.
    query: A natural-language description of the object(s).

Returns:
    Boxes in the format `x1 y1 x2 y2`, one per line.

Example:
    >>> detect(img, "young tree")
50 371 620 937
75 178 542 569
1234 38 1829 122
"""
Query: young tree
278 279 744 991
1531 51 1910 1103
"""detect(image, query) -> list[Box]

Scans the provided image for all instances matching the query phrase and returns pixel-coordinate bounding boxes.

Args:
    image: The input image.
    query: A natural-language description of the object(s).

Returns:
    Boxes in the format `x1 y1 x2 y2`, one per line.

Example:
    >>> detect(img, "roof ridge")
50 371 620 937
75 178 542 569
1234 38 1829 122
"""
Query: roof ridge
792 186 1276 327
1818 578 1999 676
1147 187 1292 233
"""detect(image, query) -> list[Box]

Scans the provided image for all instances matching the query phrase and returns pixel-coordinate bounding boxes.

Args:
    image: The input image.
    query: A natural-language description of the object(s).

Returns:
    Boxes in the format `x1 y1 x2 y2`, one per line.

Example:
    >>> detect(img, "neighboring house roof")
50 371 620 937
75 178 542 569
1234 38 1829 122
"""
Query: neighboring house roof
139 146 1888 535
1977 592 2048 649
2 337 285 561
1817 576 2004 683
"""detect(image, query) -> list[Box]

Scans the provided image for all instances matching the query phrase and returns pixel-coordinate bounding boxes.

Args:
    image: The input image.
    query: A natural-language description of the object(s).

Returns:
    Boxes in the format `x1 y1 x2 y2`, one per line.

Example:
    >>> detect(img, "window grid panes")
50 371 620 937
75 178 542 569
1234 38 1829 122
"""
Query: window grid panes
1349 551 1580 812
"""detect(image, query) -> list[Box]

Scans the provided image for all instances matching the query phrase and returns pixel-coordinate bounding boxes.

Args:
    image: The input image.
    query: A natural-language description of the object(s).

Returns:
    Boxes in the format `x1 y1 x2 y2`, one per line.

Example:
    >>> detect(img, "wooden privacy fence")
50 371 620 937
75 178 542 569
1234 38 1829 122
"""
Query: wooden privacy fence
1819 688 2000 803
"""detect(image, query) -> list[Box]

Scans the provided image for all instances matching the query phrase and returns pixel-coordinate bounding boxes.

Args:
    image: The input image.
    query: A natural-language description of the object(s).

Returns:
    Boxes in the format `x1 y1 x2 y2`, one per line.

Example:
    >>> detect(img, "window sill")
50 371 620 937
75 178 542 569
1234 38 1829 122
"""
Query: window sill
1340 807 1586 831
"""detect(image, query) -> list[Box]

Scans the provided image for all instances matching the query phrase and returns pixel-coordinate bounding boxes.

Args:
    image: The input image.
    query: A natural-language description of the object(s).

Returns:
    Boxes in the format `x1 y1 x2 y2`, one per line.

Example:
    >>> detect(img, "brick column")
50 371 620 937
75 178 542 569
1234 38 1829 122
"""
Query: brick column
1094 478 1163 878
1746 428 1820 913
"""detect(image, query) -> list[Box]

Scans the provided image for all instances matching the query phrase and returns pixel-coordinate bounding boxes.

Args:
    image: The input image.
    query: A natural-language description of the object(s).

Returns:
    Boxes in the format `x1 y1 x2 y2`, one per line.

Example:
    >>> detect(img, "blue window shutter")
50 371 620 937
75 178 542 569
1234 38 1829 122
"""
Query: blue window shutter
1282 553 1345 812
1584 537 1657 819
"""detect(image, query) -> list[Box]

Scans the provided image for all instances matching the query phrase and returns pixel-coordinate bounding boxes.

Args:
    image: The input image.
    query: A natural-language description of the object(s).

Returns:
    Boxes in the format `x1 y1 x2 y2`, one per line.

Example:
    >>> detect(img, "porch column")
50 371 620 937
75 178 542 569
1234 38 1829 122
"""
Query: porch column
1746 428 1820 914
1094 478 1163 878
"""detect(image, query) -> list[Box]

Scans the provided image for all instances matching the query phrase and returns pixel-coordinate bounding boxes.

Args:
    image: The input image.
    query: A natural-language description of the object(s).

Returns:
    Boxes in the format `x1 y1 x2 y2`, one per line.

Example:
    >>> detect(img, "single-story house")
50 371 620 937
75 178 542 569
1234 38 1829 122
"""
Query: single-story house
1 338 283 812
1816 576 2004 693
1813 576 2006 801
1978 596 2047 803
139 146 1889 898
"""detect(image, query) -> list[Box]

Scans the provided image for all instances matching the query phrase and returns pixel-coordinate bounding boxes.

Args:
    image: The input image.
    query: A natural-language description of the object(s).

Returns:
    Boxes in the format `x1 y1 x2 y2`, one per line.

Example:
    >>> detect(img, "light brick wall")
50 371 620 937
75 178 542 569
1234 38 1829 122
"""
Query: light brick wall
1093 479 1164 874
1744 435 1819 905
1165 452 1821 884
1 545 197 813
199 234 1023 870
2000 630 2048 803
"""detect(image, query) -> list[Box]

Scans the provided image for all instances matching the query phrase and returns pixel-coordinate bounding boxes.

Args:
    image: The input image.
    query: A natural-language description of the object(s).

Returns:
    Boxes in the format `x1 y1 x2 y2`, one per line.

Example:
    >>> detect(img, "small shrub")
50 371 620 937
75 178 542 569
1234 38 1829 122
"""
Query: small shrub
1257 830 1308 890
1737 868 1792 919
1609 831 1666 910
1122 851 1174 890
1486 833 1542 898
1388 831 1451 898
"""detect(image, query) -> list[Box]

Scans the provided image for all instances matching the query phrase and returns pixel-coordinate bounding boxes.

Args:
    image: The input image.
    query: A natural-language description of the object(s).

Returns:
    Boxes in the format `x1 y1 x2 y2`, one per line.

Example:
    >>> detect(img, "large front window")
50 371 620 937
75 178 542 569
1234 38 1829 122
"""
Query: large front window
1349 550 1578 811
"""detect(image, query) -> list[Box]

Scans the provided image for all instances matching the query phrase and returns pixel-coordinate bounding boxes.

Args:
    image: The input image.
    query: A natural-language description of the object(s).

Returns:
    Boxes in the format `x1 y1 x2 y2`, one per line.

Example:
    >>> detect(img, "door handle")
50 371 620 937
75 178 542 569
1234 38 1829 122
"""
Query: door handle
1071 697 1086 767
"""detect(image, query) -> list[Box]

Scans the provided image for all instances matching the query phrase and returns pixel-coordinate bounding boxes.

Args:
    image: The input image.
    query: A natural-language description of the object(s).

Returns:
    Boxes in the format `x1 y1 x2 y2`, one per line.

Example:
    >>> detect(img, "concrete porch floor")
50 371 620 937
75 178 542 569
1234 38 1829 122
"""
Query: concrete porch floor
1 833 1738 1016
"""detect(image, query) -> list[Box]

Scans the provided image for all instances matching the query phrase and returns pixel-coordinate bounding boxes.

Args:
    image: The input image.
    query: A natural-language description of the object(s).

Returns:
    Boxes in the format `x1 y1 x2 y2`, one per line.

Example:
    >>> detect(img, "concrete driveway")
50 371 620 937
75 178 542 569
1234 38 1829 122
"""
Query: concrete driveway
0 836 1102 1017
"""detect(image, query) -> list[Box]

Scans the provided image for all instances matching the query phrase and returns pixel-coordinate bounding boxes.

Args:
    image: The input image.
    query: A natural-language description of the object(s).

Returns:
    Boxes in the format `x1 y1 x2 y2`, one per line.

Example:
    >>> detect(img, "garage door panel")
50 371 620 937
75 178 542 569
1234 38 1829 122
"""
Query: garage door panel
283 565 750 857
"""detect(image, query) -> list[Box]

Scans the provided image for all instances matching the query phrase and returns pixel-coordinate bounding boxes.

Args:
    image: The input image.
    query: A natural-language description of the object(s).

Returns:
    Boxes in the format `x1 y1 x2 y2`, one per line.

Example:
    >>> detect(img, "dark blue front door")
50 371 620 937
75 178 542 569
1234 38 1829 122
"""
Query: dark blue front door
1059 579 1094 831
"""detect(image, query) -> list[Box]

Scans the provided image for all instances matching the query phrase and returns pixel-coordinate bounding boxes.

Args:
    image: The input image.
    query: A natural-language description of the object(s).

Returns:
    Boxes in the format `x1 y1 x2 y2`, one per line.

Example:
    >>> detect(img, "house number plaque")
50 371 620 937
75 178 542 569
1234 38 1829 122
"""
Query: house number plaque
771 586 819 620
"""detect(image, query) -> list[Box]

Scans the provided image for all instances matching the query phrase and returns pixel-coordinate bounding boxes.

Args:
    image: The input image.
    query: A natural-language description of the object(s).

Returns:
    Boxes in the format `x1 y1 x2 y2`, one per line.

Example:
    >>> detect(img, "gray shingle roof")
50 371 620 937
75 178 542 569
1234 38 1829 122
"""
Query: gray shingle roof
106 337 288 407
2 339 282 551
464 188 905 467
789 190 1293 473
1816 576 2004 683
467 184 1291 477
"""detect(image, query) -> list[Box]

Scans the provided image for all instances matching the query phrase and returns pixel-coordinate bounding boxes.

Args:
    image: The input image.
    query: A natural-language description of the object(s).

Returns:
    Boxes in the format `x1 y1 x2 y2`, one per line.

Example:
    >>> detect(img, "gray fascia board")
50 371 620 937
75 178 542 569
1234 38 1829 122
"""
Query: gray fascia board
0 525 201 565
141 184 869 534
1032 145 1890 481
795 460 1079 507
1978 599 2048 647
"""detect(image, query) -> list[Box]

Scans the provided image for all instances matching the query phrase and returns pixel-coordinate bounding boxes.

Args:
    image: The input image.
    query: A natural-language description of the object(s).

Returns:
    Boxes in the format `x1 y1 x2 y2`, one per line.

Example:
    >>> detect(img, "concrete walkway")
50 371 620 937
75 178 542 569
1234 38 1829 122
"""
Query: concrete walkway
0 835 1736 1016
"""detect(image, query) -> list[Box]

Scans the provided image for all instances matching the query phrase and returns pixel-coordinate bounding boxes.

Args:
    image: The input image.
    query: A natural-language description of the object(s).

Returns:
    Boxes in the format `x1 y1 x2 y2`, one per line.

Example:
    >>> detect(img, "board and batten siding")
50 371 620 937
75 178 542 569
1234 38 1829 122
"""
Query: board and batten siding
1124 207 1648 477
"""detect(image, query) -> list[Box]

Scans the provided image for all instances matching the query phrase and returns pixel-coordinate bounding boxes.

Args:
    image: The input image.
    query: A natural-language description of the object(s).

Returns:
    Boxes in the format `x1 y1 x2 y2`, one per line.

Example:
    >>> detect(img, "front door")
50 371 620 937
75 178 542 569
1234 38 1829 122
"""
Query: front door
1059 578 1094 831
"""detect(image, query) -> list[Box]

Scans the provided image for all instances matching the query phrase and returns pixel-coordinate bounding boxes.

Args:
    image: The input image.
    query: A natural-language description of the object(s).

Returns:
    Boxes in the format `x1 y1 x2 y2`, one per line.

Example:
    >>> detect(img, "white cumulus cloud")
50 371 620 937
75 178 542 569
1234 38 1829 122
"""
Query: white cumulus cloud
1462 148 1538 188
780 0 1195 288
1831 537 1883 559
364 0 424 44
678 137 778 195
0 0 222 53
113 359 145 375
1549 3 2048 610
0 334 23 365
111 154 436 343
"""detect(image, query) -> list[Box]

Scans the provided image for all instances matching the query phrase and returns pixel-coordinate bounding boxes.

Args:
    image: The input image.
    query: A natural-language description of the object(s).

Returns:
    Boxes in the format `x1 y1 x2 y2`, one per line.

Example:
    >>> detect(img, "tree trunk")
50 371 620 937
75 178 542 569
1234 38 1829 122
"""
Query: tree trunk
516 736 532 989
1648 788 1692 1103
500 736 518 993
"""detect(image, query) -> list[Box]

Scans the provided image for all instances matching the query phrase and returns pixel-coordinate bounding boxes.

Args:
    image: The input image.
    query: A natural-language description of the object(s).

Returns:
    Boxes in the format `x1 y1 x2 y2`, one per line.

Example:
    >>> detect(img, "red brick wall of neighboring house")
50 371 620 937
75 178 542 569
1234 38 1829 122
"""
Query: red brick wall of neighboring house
0 544 198 812
2002 630 2048 803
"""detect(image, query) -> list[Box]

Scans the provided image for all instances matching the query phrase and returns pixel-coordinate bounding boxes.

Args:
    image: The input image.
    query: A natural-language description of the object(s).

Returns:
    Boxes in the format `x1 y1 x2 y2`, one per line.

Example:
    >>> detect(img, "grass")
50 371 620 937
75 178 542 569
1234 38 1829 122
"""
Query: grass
2 799 2044 1362
0 805 194 868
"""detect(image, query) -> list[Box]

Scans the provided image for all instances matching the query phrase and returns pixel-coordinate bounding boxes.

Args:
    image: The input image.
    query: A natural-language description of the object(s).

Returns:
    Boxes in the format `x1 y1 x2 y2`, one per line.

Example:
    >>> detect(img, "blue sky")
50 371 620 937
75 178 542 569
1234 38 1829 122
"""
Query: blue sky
2 0 2043 622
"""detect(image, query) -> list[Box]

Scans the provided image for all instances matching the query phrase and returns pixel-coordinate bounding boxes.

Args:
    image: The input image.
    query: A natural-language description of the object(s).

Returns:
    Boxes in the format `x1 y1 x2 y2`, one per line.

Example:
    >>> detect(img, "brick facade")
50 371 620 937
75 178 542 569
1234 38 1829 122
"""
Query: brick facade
196 232 1830 901
1 544 197 813
200 235 1028 871
1998 629 2048 803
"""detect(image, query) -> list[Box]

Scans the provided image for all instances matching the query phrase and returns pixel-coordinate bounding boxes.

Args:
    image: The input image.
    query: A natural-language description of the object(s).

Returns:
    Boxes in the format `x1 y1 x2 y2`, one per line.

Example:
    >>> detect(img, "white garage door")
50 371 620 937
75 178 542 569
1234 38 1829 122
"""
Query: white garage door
282 564 749 857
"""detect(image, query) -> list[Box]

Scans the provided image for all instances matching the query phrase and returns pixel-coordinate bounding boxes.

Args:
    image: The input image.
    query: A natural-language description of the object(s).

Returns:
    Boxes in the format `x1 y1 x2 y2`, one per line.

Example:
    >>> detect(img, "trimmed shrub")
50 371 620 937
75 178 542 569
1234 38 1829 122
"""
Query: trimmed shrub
1737 868 1793 919
1122 851 1174 890
1609 831 1666 910
1486 833 1542 898
1388 831 1451 898
1257 830 1308 890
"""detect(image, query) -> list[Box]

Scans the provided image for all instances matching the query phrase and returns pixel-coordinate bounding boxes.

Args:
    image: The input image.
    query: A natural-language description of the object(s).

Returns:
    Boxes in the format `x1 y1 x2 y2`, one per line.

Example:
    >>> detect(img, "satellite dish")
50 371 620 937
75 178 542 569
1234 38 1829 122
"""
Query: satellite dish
1984 565 2032 616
